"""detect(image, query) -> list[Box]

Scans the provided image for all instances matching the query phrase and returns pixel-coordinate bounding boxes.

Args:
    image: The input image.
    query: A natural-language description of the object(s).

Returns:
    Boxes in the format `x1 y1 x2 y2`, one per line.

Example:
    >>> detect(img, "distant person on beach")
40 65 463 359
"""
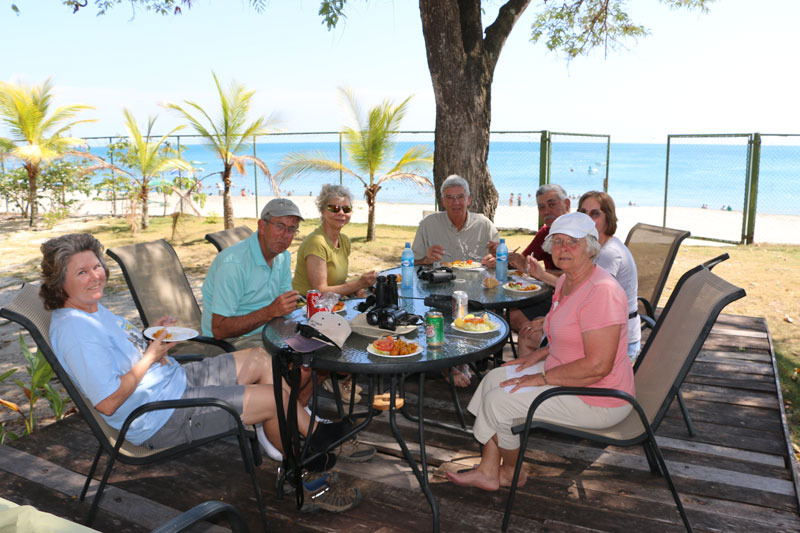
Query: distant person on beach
505 183 570 331
517 193 522 206
216 182 223 196
412 174 499 266
509 193 514 206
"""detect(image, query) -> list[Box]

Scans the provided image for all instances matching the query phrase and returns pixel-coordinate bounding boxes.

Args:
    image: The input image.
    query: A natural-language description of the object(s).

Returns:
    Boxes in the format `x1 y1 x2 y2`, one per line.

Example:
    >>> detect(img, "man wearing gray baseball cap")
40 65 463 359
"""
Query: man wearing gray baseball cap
201 198 304 341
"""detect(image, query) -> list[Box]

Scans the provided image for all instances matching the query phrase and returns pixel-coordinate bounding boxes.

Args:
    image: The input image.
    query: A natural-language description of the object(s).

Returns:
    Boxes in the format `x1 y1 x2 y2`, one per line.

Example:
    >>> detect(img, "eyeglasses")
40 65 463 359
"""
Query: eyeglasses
578 208 603 219
326 204 353 214
551 237 581 248
268 221 299 234
443 194 467 202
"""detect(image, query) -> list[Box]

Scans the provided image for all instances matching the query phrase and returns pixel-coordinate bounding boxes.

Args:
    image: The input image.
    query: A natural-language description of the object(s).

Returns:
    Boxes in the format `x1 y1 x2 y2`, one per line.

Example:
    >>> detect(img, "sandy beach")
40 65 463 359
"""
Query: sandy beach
63 193 800 245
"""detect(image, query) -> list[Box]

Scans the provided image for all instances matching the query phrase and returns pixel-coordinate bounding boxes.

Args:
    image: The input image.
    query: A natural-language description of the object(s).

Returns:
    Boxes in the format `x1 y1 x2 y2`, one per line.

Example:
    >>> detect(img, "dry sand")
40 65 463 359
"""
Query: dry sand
69 193 800 245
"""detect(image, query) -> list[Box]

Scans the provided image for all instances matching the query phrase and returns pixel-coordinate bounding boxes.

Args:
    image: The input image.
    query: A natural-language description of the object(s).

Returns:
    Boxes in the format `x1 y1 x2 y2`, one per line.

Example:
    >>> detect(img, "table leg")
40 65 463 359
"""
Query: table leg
399 374 474 435
505 307 518 360
388 373 440 533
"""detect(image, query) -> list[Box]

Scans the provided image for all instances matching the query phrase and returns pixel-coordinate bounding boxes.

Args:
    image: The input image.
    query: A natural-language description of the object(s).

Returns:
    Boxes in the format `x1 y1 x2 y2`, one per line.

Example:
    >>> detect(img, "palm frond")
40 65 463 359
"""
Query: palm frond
375 172 433 190
77 161 133 178
382 144 434 176
276 151 364 185
231 154 280 195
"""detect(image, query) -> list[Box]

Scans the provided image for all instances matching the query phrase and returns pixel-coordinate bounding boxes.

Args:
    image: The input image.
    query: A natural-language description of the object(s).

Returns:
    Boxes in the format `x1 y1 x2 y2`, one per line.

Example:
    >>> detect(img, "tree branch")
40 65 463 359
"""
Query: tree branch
484 0 531 69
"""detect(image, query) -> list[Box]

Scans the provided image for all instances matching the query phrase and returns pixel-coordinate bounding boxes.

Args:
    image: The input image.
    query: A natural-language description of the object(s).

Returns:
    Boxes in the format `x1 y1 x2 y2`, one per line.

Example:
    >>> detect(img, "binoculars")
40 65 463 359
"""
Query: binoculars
416 266 455 284
360 274 421 330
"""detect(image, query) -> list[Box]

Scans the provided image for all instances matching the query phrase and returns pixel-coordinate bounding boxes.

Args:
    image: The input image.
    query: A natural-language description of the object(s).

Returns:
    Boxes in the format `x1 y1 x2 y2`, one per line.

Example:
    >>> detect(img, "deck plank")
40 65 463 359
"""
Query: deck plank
1 312 798 532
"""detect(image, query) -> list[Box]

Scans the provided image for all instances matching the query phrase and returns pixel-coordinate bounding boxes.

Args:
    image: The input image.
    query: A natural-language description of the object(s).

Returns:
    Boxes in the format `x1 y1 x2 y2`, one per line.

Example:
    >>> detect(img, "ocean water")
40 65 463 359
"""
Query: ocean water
85 138 800 215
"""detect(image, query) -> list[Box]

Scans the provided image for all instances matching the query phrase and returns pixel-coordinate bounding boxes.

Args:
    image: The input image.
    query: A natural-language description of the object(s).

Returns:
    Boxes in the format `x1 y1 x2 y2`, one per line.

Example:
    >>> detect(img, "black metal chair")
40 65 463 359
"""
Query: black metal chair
205 225 253 253
106 239 234 357
0 283 268 531
502 264 746 532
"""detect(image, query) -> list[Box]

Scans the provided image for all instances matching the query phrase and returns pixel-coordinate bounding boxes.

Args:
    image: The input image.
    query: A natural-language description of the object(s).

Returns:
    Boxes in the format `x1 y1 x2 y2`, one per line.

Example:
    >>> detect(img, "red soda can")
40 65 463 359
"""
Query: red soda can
306 290 322 319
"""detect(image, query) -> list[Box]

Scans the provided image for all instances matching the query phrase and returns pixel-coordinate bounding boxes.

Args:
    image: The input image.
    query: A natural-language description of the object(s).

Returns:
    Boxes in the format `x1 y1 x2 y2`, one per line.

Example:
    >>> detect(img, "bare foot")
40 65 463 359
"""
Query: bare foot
445 468 501 491
442 367 471 388
499 465 528 488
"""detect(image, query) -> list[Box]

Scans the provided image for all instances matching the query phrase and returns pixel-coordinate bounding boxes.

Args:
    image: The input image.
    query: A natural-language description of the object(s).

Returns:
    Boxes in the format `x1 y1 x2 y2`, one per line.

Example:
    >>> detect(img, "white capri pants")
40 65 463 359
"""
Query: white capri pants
468 361 633 450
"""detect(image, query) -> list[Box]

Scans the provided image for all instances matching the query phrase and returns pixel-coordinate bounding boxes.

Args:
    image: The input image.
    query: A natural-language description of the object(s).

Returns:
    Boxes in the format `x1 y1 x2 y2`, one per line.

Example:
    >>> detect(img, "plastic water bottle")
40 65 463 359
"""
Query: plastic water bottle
401 242 415 289
495 238 508 282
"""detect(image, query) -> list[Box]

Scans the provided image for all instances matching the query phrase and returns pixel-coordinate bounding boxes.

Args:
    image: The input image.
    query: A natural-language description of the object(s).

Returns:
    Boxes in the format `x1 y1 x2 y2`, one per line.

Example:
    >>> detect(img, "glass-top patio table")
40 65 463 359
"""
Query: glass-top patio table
261 298 509 533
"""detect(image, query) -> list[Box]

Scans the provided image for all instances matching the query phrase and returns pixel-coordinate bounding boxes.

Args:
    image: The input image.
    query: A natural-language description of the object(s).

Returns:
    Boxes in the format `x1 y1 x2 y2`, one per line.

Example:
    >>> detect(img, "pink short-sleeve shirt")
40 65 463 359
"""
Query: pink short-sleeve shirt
543 266 635 407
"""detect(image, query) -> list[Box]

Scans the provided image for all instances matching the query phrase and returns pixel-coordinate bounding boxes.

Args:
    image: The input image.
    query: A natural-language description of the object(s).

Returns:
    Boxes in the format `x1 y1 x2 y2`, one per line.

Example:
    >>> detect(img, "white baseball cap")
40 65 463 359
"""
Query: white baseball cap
548 212 599 240
286 312 351 352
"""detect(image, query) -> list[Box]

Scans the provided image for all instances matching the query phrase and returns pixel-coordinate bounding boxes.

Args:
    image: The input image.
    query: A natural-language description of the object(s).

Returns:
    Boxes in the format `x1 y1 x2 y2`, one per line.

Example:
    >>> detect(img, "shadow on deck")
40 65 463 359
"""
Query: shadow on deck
0 313 798 532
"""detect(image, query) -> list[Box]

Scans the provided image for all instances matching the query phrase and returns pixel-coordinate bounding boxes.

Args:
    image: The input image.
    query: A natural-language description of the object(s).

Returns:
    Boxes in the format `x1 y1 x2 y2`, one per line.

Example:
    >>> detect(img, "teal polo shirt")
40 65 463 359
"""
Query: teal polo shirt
201 232 293 337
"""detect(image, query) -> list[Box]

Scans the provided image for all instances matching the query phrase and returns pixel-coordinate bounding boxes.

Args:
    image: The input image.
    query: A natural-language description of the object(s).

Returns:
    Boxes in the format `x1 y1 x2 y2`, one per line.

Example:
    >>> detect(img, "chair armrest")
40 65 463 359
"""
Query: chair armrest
116 397 245 447
702 252 730 271
511 386 646 436
151 500 248 533
190 335 236 353
171 354 205 363
638 297 655 320
640 314 656 330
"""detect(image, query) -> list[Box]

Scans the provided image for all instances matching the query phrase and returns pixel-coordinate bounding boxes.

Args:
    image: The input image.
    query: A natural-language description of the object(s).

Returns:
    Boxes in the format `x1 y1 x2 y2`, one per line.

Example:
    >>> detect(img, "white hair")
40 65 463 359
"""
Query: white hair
542 233 602 260
536 183 568 200
440 174 470 196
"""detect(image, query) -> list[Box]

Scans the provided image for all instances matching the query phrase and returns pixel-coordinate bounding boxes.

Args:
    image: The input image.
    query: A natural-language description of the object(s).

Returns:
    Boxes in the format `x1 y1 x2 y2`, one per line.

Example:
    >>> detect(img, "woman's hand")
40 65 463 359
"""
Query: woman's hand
359 270 377 289
153 315 176 328
146 332 172 366
526 256 558 286
518 317 544 344
502 346 547 372
500 372 544 393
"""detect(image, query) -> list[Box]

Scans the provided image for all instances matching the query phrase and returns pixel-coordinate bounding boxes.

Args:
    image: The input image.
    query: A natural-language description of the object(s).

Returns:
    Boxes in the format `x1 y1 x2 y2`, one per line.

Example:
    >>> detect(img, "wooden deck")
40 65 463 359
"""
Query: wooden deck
1 313 798 532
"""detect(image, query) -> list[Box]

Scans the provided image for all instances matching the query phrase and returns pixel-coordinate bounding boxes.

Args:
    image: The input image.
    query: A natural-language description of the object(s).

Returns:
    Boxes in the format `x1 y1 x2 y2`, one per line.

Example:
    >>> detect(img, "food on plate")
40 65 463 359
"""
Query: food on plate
505 281 541 292
370 336 419 356
453 313 497 332
482 276 500 288
154 328 172 340
444 259 480 269
332 301 345 312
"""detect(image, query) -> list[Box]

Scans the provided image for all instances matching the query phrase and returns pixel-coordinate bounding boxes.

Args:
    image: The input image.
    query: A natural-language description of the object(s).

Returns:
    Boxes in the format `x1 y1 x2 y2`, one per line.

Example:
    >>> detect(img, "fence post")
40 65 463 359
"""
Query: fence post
603 136 611 192
338 132 343 186
539 130 551 187
663 136 672 228
253 134 259 217
744 133 761 244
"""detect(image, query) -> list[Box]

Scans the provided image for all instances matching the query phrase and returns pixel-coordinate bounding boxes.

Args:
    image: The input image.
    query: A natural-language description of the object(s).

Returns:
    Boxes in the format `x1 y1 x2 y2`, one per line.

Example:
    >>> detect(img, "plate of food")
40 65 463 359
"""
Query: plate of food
452 313 500 333
367 336 423 358
503 281 542 293
444 259 483 270
143 326 198 342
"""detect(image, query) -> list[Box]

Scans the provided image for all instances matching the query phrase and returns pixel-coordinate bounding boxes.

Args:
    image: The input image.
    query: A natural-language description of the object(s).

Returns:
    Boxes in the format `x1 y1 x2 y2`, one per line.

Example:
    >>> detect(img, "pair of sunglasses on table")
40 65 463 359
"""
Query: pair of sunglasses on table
326 204 353 214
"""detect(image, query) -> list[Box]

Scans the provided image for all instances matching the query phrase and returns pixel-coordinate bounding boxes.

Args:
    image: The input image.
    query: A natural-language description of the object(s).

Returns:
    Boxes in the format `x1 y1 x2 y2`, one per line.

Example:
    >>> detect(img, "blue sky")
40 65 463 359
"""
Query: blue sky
2 0 798 143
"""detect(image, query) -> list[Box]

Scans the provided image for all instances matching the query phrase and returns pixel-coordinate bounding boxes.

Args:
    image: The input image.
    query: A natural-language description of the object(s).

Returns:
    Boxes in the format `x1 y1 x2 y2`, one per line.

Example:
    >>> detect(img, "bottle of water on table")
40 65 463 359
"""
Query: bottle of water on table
496 238 508 282
401 242 414 289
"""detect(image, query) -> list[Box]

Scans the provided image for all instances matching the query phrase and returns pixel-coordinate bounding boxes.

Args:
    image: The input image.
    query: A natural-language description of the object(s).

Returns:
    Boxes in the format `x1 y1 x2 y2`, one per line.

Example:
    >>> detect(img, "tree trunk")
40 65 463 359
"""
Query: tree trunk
222 164 234 229
419 0 529 220
26 163 38 226
364 183 380 241
140 183 149 229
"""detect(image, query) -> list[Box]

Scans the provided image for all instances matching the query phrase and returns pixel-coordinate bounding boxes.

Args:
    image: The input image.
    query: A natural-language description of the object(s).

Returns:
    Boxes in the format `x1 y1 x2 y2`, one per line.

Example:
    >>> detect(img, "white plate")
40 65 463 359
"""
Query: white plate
143 326 198 342
367 341 423 358
445 261 484 271
349 313 419 338
502 282 542 293
452 321 500 334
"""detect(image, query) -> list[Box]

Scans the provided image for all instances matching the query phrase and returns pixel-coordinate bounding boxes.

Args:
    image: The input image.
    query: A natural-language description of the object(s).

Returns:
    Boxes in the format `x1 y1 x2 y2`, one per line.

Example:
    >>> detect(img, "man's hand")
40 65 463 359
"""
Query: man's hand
509 252 526 271
423 244 445 264
266 290 301 319
487 240 499 255
481 253 496 268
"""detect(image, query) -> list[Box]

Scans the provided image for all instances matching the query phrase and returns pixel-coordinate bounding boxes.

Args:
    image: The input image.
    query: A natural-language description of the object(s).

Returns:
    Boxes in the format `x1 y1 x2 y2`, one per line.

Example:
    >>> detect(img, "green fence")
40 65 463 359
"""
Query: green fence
665 133 800 244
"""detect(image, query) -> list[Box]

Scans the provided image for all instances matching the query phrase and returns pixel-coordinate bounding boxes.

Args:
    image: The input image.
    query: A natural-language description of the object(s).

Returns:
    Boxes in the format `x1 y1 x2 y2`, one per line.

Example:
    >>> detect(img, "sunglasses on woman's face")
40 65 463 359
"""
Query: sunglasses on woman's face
326 204 353 214
578 208 603 219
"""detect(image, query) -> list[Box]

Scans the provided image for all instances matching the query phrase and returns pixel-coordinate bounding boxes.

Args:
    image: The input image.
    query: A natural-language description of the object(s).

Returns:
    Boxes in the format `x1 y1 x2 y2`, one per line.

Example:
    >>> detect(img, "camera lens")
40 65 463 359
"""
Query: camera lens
366 310 380 325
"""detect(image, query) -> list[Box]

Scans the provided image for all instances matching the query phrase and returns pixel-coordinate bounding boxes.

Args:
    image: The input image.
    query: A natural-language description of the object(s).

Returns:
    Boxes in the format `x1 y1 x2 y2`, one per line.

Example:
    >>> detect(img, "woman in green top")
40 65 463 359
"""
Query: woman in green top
293 184 377 297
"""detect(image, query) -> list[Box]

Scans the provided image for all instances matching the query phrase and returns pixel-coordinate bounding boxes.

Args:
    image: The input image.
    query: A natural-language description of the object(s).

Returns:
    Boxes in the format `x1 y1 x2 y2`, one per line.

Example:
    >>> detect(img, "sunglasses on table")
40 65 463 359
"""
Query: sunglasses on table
326 204 353 214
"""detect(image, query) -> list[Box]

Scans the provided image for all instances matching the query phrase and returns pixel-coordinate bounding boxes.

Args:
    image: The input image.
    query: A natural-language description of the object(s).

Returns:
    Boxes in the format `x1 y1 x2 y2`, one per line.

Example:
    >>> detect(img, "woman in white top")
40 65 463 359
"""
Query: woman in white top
526 191 641 360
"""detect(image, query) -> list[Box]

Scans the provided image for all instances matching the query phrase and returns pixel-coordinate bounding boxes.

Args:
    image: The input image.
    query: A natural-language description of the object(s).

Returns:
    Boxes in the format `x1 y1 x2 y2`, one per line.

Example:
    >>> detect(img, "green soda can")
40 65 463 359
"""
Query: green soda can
425 310 444 346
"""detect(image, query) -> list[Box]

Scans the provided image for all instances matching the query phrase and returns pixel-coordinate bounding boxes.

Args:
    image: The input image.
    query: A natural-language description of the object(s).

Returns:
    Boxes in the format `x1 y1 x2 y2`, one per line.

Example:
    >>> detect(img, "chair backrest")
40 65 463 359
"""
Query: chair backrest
106 239 201 330
624 222 690 317
632 265 745 429
0 284 156 459
205 226 253 253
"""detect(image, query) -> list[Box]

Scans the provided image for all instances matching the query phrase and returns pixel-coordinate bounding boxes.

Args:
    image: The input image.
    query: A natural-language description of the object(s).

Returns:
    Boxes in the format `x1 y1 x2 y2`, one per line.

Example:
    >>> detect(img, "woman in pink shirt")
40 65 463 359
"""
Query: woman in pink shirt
447 212 634 491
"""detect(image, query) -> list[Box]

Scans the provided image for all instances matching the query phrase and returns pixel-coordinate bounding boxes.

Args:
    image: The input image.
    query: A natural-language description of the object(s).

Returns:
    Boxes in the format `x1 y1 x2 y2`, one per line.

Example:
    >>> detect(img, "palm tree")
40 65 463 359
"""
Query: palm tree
0 78 94 226
164 72 278 229
278 88 433 241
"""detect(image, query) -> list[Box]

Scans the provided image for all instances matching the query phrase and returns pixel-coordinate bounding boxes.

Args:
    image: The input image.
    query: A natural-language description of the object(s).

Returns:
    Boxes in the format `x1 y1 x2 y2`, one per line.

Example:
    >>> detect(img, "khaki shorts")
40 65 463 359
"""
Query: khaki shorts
142 353 245 450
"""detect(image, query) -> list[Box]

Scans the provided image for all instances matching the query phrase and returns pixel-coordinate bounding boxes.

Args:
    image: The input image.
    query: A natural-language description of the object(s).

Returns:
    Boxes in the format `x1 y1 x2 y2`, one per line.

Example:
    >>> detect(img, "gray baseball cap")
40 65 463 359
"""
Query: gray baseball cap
260 198 303 221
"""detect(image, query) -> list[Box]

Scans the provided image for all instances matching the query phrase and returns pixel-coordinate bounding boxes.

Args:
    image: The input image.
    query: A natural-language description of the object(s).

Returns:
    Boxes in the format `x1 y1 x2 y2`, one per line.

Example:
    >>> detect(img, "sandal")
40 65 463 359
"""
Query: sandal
321 376 363 403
